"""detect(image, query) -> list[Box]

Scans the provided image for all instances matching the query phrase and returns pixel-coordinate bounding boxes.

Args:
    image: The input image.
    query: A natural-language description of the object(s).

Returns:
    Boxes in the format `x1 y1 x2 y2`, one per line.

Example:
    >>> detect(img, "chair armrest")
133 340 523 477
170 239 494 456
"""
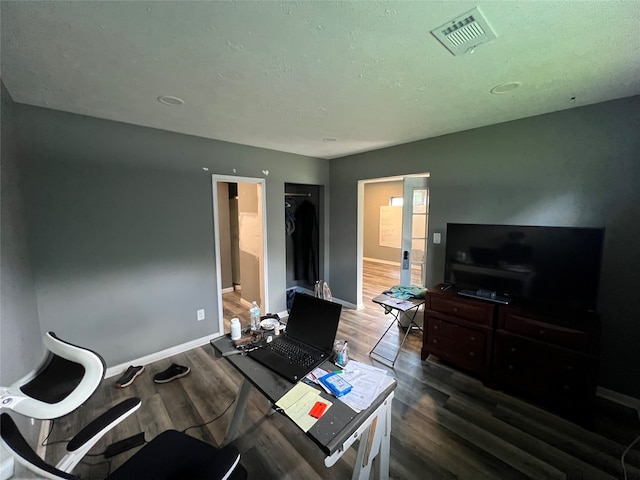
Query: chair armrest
67 397 141 451
55 397 141 473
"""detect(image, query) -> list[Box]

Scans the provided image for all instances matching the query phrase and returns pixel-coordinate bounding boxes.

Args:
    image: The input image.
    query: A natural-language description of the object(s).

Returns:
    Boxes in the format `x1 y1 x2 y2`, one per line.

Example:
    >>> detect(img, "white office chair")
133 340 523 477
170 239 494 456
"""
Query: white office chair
0 331 144 474
0 332 247 479
1 398 142 477
1 410 246 479
0 331 105 419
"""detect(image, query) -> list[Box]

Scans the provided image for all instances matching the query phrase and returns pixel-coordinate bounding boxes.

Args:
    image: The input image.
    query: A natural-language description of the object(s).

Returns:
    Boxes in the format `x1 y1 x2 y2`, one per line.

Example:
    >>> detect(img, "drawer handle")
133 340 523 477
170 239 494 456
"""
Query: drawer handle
566 365 574 372
510 347 517 353
508 365 515 372
452 307 459 313
539 329 545 335
469 351 475 357
433 325 439 330
470 336 476 341
562 385 571 392
432 339 438 344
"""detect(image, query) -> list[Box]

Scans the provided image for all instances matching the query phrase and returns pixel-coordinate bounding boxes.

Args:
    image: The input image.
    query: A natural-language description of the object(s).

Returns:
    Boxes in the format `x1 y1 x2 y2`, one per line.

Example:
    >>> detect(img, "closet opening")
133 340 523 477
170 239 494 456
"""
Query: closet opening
284 183 324 303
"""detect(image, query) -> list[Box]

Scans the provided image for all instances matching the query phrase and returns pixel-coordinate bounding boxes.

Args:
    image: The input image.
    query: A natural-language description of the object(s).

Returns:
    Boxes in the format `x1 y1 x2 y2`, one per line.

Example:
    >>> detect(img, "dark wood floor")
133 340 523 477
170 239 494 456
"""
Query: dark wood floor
45 259 640 479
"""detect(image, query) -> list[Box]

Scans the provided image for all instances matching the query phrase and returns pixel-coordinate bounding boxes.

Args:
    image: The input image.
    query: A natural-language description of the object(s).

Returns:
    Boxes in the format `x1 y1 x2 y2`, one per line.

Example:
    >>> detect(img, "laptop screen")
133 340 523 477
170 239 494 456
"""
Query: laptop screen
287 293 342 352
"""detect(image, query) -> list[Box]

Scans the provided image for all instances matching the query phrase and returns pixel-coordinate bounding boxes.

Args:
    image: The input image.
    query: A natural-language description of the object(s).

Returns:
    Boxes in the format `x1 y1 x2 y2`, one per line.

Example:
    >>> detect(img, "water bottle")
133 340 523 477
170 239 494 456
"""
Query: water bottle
250 301 260 331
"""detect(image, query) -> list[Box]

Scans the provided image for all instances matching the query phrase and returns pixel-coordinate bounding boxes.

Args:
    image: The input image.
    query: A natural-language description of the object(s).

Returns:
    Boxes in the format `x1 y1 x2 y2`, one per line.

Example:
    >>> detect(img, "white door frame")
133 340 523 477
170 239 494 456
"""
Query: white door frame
212 175 269 336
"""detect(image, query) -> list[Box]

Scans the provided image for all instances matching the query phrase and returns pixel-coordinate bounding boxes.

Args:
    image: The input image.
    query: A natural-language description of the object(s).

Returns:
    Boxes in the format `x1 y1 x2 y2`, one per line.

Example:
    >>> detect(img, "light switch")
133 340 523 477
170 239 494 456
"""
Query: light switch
433 232 441 244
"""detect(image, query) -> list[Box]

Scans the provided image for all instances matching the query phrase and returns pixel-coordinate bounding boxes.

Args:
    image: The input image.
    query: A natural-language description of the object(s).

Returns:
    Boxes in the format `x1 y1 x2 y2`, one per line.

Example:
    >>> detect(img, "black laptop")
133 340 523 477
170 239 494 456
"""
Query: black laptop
248 293 342 382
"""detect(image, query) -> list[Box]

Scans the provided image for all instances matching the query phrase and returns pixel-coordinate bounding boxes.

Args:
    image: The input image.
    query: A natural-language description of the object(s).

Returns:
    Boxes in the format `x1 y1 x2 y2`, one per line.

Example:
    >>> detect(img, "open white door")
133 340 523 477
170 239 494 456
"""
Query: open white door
400 176 429 287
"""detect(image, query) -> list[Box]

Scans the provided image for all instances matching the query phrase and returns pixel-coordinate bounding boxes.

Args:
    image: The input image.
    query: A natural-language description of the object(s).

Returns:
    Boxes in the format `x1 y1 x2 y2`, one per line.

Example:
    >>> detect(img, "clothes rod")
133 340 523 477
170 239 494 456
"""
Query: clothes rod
284 192 311 197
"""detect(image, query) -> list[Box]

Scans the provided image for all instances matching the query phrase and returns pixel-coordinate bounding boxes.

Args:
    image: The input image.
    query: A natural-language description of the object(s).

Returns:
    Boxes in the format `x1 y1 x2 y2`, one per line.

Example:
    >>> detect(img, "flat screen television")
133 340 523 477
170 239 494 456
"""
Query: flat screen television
444 223 605 312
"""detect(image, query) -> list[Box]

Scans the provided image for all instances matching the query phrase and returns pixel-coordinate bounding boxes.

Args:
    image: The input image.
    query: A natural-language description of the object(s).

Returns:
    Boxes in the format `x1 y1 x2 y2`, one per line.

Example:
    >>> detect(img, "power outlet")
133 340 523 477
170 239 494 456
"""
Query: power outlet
197 309 205 321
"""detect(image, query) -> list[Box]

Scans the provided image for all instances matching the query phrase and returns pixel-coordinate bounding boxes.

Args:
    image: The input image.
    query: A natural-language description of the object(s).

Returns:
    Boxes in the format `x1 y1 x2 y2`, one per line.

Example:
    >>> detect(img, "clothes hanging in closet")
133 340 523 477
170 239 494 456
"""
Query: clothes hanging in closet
292 199 319 284
285 201 296 236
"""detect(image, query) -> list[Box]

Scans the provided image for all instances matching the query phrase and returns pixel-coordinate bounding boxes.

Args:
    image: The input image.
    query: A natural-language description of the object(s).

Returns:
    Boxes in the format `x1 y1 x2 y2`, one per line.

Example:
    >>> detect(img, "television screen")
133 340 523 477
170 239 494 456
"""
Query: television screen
444 224 605 312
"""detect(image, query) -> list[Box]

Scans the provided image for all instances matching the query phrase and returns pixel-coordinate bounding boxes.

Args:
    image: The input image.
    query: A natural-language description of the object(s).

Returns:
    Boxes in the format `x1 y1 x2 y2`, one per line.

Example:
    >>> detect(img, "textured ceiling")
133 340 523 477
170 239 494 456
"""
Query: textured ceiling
2 1 639 159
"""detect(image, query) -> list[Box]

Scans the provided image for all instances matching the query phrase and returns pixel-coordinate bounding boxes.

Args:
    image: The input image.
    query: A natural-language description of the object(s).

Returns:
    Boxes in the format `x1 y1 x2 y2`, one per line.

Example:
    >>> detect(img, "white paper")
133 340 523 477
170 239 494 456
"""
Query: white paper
276 382 325 432
337 361 390 413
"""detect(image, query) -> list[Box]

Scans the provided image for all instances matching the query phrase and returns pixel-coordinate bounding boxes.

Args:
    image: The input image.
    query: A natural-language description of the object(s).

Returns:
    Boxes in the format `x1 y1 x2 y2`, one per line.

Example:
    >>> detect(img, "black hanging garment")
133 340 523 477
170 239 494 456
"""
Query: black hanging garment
293 199 319 284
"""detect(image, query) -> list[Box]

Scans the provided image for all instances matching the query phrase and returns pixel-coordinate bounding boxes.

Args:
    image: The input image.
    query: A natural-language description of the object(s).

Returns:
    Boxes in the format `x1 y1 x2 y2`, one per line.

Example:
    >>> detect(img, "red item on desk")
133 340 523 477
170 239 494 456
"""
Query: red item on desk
309 401 328 418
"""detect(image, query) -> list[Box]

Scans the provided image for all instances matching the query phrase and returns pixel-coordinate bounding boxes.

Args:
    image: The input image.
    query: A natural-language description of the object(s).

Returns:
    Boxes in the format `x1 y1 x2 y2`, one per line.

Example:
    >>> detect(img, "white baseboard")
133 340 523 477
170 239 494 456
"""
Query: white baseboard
105 333 223 379
286 286 314 294
597 386 640 411
221 287 234 294
331 296 358 310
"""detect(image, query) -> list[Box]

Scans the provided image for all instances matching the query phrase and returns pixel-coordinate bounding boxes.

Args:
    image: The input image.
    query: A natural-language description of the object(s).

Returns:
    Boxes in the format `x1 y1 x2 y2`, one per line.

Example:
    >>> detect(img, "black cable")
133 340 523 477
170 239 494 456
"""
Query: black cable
40 418 72 447
40 418 55 446
621 409 640 480
181 398 236 434
621 434 640 480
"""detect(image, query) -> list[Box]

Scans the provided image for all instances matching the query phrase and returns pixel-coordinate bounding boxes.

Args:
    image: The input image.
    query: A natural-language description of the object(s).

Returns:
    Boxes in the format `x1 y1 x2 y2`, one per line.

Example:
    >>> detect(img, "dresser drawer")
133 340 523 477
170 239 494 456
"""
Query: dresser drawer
495 357 594 403
501 312 592 350
494 331 596 381
427 317 485 346
429 297 494 326
426 334 486 374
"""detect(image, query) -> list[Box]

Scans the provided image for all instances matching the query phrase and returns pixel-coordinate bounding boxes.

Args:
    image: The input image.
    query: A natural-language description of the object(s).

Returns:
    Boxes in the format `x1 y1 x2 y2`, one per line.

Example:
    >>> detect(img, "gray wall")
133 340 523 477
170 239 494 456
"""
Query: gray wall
330 96 640 398
5 84 639 398
1 84 44 444
10 100 330 366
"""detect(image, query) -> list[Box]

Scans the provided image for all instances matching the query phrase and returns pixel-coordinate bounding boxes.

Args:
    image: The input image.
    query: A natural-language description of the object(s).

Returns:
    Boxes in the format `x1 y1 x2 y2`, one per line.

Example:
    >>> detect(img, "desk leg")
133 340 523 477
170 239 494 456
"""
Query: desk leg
224 377 252 445
372 395 392 480
351 394 393 480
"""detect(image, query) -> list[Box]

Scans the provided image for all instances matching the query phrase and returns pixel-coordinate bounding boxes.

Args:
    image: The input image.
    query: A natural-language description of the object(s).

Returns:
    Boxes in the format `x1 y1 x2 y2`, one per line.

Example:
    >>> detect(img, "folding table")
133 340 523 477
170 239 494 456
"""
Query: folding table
370 293 425 366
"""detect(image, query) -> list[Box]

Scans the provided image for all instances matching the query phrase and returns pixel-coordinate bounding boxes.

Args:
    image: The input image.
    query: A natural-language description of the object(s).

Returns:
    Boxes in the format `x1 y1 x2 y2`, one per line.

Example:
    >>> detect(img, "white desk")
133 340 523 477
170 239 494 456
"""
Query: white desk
211 336 396 480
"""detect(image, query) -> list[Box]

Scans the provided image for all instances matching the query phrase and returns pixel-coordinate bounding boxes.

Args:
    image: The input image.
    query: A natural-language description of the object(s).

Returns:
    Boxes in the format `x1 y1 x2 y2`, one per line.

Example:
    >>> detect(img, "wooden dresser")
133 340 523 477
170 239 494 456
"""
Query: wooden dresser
421 287 496 385
422 286 600 421
493 305 599 421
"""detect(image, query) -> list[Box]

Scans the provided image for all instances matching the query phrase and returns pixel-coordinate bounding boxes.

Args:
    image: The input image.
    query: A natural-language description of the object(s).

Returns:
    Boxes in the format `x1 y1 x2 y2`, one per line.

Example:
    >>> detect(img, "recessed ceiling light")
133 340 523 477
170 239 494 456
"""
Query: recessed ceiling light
490 82 521 94
322 137 337 142
157 95 185 106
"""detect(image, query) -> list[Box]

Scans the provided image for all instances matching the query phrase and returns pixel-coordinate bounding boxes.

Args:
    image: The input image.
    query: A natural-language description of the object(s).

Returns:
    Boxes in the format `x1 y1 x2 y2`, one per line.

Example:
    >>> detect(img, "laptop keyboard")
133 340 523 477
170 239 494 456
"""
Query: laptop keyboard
267 336 322 368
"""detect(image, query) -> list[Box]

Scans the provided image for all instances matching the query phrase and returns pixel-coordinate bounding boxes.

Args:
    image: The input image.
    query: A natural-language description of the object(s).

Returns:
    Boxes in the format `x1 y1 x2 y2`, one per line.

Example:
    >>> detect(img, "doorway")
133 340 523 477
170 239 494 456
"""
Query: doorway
357 174 429 308
212 175 268 335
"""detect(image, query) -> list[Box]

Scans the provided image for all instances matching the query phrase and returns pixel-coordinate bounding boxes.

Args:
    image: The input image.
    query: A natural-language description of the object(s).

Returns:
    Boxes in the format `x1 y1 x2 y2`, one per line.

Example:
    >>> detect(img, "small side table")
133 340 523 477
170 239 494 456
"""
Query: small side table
370 294 425 367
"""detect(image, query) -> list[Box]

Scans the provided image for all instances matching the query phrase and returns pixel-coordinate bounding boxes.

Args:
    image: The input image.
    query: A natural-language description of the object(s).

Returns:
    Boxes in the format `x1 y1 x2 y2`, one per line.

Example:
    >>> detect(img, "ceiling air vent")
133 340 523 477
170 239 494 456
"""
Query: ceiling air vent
430 7 497 56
